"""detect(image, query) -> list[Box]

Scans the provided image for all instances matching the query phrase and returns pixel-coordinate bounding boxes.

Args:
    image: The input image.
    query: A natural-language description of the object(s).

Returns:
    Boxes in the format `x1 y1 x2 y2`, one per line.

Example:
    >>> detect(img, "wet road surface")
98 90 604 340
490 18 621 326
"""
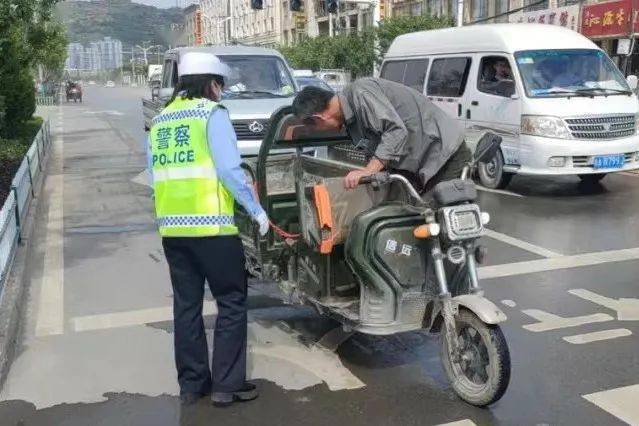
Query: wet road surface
0 86 638 425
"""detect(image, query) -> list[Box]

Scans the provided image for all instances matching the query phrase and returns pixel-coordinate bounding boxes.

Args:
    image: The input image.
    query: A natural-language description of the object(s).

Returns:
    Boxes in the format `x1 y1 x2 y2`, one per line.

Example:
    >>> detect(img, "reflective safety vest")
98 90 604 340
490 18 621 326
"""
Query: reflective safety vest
149 97 237 237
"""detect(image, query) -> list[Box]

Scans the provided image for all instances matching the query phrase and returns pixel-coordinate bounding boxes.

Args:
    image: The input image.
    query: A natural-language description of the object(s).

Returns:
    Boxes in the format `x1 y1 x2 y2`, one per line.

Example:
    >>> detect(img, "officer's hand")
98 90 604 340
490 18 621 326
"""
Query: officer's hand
255 212 270 237
344 170 369 189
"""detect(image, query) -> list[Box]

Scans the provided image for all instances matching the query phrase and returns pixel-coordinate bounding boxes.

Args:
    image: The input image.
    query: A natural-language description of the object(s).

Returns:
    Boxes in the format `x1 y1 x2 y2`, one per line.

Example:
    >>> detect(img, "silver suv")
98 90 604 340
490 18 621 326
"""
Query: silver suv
143 46 298 156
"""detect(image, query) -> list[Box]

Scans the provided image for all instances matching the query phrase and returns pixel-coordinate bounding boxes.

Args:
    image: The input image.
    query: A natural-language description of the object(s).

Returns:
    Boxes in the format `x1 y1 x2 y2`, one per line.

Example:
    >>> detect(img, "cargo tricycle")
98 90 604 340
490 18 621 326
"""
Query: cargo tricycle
238 107 511 406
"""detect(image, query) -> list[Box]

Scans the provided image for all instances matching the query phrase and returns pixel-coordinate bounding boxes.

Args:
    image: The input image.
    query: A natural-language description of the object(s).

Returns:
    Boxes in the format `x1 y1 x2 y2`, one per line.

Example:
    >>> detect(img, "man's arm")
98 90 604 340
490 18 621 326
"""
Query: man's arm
207 109 266 221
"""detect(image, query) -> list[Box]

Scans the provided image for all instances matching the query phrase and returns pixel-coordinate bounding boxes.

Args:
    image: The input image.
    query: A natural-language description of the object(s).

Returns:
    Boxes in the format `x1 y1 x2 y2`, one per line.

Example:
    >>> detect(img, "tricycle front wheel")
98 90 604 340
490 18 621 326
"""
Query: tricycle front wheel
440 309 510 406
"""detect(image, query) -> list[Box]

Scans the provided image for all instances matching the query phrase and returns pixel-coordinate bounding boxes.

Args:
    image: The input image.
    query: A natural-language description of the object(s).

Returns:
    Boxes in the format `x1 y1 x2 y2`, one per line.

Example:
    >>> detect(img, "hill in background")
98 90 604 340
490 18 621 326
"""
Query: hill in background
56 0 187 48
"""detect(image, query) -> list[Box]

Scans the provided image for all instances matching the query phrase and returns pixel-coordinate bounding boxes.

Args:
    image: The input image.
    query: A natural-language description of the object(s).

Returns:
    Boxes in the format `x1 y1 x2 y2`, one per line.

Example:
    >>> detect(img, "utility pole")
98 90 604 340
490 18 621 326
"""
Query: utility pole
457 0 464 26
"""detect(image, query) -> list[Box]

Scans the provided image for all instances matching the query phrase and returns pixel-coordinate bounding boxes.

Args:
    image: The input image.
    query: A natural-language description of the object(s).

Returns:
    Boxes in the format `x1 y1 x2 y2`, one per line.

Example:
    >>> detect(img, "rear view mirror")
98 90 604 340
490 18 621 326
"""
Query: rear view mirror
159 87 173 99
474 132 503 163
627 75 638 90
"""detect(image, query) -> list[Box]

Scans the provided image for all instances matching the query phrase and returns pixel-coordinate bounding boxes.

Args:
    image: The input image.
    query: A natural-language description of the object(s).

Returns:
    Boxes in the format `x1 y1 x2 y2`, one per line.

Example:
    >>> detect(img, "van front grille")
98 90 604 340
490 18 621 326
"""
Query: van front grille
565 115 635 139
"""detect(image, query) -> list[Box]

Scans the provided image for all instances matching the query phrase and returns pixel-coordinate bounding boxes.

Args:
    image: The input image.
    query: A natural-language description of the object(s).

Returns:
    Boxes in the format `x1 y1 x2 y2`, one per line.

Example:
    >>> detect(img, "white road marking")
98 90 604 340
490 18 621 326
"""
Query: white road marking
521 309 613 332
476 185 523 197
501 299 517 308
35 134 65 337
583 384 639 425
82 110 124 116
131 169 153 188
484 229 562 258
72 302 218 332
563 328 632 344
569 289 639 321
479 247 639 280
435 420 477 426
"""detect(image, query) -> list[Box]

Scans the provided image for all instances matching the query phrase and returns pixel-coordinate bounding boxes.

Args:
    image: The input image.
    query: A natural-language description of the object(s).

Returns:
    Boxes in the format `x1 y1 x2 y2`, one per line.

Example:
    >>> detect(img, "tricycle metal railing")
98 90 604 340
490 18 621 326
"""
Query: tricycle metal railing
0 119 51 296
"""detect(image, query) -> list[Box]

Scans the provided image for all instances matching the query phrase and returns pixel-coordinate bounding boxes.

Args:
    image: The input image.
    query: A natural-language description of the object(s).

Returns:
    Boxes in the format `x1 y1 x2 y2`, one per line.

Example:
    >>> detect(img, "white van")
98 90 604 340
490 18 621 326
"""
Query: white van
380 24 639 188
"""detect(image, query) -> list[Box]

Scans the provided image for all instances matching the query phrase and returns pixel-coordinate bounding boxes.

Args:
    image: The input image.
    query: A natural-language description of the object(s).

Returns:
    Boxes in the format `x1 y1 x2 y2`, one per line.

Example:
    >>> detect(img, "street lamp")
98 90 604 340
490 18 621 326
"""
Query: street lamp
135 44 163 66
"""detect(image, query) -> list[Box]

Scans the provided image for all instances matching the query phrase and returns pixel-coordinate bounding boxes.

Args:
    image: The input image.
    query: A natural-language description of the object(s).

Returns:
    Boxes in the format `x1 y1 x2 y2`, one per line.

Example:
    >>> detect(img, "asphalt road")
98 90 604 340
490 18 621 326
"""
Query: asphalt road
0 85 638 426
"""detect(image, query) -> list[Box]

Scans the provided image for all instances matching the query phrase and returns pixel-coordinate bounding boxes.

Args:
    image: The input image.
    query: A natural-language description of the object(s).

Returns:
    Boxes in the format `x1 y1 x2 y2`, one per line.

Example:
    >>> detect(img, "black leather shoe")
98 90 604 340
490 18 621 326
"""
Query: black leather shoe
180 392 205 406
211 383 259 407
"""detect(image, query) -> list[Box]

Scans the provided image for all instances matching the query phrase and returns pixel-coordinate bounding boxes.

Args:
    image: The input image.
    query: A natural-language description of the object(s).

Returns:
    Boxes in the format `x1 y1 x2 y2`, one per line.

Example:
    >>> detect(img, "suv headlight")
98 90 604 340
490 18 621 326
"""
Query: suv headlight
521 115 572 139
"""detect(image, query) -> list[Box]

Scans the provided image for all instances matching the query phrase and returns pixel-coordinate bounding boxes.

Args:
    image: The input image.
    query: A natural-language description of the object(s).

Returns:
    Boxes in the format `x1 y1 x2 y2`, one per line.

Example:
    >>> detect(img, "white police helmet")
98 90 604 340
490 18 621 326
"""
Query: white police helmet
178 52 231 81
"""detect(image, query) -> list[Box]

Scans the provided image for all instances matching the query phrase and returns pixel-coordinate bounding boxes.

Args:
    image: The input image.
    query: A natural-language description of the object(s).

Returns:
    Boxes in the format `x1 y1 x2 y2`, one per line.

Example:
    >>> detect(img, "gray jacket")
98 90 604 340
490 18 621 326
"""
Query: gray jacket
338 78 465 185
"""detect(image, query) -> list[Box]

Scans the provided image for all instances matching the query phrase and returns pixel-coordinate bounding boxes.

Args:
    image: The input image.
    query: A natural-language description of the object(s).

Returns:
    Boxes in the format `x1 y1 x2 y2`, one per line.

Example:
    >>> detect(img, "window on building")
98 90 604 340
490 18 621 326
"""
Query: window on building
427 57 472 97
556 0 579 6
380 59 429 92
524 0 548 11
471 0 488 20
428 0 443 16
494 0 508 22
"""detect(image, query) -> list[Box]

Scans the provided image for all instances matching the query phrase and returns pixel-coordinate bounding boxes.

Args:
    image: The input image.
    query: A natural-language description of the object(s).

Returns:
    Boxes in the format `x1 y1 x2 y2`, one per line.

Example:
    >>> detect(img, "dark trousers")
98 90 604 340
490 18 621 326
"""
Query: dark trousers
162 235 248 395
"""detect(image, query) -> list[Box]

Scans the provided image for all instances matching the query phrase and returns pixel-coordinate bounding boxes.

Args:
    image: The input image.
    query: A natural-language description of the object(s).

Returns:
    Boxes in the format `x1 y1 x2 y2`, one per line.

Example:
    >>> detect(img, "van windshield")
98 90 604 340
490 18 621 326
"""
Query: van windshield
218 55 296 99
514 49 631 98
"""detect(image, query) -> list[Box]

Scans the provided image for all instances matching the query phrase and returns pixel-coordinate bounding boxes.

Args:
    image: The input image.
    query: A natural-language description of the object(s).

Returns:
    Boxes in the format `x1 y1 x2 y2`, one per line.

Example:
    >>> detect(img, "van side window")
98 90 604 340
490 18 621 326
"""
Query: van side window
171 61 179 87
427 57 472 97
380 59 429 92
380 61 406 84
161 59 173 88
478 56 515 97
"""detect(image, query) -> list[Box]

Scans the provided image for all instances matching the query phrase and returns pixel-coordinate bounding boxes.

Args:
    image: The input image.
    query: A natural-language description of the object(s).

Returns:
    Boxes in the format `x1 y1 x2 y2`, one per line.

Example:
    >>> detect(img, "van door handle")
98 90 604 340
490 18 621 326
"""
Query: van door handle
466 109 471 119
471 101 479 106
457 103 462 117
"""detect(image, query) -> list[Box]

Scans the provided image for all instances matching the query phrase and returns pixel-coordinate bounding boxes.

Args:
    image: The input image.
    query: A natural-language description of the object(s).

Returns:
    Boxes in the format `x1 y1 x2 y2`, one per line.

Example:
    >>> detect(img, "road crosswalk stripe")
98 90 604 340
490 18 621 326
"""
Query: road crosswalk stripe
563 329 632 344
435 420 477 426
484 229 562 258
583 384 639 425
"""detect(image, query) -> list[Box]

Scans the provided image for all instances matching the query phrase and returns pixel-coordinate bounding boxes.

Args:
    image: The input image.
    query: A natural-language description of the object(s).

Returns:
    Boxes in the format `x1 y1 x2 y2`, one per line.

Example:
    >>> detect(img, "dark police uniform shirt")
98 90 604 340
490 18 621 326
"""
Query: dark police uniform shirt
337 77 465 185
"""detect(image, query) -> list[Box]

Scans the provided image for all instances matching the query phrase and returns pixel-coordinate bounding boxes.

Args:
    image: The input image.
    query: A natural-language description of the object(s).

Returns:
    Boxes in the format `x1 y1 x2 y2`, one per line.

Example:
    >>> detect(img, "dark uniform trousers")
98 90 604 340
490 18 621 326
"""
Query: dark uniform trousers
162 235 247 395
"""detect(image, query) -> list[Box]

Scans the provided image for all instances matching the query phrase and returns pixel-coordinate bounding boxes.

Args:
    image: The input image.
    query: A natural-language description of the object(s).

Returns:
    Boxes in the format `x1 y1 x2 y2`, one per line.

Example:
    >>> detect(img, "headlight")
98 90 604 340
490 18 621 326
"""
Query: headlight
521 115 572 139
441 204 484 241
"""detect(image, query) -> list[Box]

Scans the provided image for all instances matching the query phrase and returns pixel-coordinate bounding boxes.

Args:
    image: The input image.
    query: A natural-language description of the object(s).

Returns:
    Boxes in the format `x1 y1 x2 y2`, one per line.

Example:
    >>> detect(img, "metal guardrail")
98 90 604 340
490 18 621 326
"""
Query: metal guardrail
36 96 58 106
0 120 51 295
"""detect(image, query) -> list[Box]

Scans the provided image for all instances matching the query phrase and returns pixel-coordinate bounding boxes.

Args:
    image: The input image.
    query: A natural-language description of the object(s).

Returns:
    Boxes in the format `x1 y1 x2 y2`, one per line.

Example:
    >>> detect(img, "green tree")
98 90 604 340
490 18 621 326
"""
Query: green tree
376 14 452 61
0 0 66 136
278 14 452 78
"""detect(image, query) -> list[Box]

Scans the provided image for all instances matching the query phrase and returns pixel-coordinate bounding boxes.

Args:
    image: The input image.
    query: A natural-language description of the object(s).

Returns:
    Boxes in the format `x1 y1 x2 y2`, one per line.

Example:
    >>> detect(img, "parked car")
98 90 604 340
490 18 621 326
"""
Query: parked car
316 69 350 92
142 45 299 156
295 76 334 92
381 23 639 188
88 80 96 85
105 81 115 88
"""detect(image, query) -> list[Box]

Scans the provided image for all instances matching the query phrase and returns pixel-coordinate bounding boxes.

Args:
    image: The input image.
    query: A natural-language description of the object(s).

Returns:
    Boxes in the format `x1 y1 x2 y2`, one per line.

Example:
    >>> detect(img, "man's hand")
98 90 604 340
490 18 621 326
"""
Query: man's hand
344 170 371 189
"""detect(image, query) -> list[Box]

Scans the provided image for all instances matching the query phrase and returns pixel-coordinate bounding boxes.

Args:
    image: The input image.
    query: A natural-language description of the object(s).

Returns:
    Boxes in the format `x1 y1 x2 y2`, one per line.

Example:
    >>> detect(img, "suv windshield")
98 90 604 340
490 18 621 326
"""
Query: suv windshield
219 55 295 99
515 49 631 98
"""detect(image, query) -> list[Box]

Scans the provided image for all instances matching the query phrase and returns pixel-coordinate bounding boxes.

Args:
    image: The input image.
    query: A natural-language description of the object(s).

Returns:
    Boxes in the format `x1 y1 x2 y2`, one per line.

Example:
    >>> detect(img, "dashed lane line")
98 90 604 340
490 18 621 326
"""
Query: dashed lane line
563 329 632 344
583 384 639 425
484 229 562 258
479 247 639 280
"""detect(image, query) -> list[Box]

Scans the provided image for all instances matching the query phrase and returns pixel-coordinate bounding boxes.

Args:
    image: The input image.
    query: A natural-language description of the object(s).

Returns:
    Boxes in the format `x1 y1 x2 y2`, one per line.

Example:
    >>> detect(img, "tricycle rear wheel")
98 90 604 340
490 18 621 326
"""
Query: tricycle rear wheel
440 309 510 406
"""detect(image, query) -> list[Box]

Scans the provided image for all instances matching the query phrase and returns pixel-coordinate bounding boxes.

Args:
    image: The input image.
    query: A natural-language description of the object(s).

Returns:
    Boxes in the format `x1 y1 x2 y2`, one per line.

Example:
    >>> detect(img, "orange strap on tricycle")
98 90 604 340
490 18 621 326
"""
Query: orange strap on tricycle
313 184 335 254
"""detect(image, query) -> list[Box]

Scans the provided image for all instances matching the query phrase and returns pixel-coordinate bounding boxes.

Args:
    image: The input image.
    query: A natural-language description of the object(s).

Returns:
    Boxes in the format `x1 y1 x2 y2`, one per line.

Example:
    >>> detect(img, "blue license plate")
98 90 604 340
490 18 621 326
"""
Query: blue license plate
593 155 624 169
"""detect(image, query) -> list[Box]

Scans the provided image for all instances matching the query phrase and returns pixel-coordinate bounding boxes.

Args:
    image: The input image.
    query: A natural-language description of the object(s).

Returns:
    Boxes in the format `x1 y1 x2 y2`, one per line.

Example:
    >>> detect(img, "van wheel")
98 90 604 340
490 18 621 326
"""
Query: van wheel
478 150 513 189
579 174 607 185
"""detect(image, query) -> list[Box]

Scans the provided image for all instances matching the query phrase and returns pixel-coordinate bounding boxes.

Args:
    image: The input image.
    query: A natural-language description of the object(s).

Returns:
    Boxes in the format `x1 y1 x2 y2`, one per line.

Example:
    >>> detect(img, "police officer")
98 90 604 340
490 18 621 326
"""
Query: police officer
148 52 269 407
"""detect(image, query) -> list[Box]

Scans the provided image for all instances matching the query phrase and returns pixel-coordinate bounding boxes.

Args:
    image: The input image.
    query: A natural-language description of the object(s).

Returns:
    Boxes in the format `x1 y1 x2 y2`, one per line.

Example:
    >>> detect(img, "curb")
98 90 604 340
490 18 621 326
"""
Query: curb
0 139 48 391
